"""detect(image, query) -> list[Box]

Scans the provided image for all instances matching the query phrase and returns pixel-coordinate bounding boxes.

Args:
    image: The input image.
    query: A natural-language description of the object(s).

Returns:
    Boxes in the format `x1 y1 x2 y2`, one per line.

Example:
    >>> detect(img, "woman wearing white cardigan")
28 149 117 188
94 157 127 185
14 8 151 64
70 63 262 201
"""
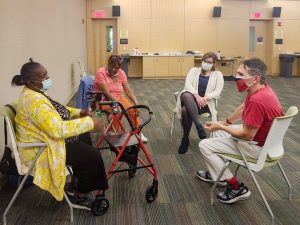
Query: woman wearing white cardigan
174 52 224 154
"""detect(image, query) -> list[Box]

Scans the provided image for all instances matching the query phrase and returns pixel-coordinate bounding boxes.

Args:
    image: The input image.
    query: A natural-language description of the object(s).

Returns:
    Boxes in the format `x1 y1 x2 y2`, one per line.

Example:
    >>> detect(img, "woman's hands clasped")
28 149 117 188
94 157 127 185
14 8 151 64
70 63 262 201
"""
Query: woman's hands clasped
194 94 208 108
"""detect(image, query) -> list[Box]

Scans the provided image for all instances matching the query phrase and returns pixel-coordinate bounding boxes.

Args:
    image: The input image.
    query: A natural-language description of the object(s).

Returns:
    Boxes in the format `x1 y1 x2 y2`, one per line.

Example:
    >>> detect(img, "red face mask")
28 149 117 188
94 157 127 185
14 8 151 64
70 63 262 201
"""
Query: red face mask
235 79 248 92
235 76 254 92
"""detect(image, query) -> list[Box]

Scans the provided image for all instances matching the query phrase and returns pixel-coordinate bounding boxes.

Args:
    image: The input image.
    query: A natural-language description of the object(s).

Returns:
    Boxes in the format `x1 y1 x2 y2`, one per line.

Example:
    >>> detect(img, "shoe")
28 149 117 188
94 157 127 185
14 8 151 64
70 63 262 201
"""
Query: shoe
196 170 227 186
70 191 95 210
217 183 251 204
141 133 148 143
178 138 189 154
196 125 207 139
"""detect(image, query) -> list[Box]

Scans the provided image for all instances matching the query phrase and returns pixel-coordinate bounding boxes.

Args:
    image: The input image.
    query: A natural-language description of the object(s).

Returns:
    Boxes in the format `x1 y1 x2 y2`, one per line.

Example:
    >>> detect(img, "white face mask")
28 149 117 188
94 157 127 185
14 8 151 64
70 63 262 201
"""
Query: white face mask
202 62 213 71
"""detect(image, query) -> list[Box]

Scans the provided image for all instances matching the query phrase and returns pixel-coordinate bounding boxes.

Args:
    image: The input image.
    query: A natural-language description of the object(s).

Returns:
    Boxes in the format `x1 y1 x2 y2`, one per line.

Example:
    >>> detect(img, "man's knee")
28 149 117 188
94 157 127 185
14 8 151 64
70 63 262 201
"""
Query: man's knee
199 139 212 155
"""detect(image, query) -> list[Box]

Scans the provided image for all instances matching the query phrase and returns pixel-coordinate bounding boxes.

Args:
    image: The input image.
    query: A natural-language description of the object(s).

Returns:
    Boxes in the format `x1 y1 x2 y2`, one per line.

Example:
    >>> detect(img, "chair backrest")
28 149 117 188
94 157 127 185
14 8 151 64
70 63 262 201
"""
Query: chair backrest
0 103 23 175
256 106 298 170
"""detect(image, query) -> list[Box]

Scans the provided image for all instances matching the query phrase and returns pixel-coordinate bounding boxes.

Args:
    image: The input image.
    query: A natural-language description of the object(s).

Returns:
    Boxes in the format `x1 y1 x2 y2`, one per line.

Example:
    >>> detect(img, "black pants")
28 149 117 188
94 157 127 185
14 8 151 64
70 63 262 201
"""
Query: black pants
65 133 108 193
180 92 210 139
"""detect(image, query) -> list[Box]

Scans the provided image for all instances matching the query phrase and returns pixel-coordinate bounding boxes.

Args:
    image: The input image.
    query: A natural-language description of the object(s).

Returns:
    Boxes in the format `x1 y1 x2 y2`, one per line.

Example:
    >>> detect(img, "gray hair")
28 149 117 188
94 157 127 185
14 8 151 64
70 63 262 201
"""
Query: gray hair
242 58 267 84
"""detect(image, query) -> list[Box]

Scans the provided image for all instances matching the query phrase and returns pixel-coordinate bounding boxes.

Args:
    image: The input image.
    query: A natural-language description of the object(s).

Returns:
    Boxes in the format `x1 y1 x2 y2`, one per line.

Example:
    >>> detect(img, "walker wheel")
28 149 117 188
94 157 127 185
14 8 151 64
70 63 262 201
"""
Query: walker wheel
145 181 158 203
91 197 109 216
128 164 137 178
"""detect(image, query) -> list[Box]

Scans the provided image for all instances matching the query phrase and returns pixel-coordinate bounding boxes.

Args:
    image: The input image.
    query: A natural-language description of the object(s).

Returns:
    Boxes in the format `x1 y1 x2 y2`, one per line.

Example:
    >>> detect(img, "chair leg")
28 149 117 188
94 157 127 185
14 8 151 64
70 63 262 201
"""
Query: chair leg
277 162 292 200
64 192 74 223
170 113 176 141
235 143 274 225
245 166 275 225
3 167 37 225
211 161 230 205
3 175 26 225
3 147 46 225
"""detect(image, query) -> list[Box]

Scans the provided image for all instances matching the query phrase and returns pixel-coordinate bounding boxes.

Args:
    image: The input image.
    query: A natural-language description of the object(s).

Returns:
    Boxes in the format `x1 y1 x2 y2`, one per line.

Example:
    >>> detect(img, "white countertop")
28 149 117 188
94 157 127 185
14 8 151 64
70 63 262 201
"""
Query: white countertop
130 53 196 57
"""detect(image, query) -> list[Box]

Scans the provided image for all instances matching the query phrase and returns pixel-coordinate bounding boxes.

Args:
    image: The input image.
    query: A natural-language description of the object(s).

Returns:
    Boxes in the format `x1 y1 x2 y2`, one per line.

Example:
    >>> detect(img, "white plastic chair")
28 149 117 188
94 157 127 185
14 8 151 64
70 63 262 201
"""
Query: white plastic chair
0 103 76 225
210 106 298 225
170 91 217 140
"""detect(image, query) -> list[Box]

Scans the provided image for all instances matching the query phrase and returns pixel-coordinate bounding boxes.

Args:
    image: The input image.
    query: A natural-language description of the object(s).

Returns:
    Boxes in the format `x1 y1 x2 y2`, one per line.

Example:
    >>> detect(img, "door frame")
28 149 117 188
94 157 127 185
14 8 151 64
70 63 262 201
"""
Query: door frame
248 19 273 71
87 18 118 74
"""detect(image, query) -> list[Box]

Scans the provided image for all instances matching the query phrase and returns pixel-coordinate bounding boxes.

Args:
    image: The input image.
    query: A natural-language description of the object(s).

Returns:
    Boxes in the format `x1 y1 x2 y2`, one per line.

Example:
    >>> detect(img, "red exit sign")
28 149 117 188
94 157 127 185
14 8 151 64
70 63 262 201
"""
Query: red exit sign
251 12 262 19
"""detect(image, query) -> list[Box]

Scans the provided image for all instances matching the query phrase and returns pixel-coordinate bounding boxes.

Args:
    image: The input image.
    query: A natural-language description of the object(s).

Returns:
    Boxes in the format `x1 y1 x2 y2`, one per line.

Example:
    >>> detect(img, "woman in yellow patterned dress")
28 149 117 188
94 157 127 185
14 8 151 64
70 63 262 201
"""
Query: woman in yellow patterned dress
11 58 108 210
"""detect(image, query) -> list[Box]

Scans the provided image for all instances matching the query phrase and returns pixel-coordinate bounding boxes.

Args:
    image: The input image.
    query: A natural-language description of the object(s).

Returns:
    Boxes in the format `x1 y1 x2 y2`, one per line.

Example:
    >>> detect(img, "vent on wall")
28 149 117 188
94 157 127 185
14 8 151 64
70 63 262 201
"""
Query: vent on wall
112 5 120 17
272 7 281 18
213 6 222 17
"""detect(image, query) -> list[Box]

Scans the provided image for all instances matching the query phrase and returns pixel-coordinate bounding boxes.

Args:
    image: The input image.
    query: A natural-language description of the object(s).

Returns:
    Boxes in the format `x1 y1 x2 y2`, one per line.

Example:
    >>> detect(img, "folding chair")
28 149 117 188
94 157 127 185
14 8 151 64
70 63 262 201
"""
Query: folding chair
210 106 298 225
170 91 218 140
0 103 76 225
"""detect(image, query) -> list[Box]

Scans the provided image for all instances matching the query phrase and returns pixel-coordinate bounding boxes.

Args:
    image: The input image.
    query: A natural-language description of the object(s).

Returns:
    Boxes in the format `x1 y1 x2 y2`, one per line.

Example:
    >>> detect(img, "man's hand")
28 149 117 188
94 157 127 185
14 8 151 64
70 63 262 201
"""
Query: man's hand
80 109 94 117
204 121 224 132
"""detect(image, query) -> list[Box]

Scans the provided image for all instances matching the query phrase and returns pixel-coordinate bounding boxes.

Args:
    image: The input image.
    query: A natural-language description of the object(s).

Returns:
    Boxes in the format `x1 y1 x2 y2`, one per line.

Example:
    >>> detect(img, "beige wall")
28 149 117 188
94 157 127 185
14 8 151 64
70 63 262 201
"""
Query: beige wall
0 0 87 155
87 0 300 75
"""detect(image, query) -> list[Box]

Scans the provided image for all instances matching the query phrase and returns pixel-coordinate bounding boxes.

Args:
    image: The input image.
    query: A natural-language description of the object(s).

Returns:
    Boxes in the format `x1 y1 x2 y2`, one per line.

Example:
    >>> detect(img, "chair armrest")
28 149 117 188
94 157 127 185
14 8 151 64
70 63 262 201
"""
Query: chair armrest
18 143 47 148
172 91 180 101
232 137 258 145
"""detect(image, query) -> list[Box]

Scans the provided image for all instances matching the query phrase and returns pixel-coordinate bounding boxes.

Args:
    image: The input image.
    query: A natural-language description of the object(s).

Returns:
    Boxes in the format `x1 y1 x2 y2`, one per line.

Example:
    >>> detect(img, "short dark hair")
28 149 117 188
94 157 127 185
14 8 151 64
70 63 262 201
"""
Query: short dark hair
11 58 42 86
242 58 267 84
108 55 123 68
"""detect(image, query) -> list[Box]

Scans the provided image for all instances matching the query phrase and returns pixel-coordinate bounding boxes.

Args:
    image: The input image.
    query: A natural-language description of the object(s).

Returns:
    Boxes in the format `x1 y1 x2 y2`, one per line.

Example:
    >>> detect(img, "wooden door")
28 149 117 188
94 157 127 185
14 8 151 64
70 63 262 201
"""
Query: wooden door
93 19 117 73
249 20 272 69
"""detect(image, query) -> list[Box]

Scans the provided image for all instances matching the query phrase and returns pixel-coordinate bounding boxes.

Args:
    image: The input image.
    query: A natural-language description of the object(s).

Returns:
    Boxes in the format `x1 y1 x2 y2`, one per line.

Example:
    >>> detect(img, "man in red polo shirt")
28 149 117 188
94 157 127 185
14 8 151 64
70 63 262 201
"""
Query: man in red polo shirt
196 58 284 203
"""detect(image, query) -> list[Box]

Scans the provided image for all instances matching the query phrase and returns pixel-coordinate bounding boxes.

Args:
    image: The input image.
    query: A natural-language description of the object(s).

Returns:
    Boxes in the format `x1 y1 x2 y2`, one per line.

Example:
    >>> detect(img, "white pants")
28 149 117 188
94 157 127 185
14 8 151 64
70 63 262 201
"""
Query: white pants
199 125 262 181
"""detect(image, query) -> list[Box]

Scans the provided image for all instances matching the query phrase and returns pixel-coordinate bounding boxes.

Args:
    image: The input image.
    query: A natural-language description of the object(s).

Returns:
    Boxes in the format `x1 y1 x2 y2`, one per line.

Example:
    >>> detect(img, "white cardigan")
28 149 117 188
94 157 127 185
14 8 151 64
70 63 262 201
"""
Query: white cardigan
174 67 224 121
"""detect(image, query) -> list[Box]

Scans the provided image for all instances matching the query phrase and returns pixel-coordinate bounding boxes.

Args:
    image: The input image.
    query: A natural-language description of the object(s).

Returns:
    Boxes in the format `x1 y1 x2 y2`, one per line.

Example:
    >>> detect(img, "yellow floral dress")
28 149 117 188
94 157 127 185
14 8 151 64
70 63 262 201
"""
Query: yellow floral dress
15 87 94 201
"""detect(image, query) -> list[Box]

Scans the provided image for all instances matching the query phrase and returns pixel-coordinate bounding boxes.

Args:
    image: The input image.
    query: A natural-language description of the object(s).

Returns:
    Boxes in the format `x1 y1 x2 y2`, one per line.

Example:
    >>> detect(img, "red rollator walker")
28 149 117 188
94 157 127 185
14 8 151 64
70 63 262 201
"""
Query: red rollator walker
85 91 158 216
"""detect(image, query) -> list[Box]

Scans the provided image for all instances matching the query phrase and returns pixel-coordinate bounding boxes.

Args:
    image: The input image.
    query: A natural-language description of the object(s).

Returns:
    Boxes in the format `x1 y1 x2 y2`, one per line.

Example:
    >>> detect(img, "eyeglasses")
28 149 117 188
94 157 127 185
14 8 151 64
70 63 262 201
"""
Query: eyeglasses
203 60 214 64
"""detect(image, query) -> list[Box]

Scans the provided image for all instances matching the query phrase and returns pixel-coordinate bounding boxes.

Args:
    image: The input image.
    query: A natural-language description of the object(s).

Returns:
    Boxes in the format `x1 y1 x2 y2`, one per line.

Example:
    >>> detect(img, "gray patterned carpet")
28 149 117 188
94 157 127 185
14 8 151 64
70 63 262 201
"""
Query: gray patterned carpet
0 77 300 225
